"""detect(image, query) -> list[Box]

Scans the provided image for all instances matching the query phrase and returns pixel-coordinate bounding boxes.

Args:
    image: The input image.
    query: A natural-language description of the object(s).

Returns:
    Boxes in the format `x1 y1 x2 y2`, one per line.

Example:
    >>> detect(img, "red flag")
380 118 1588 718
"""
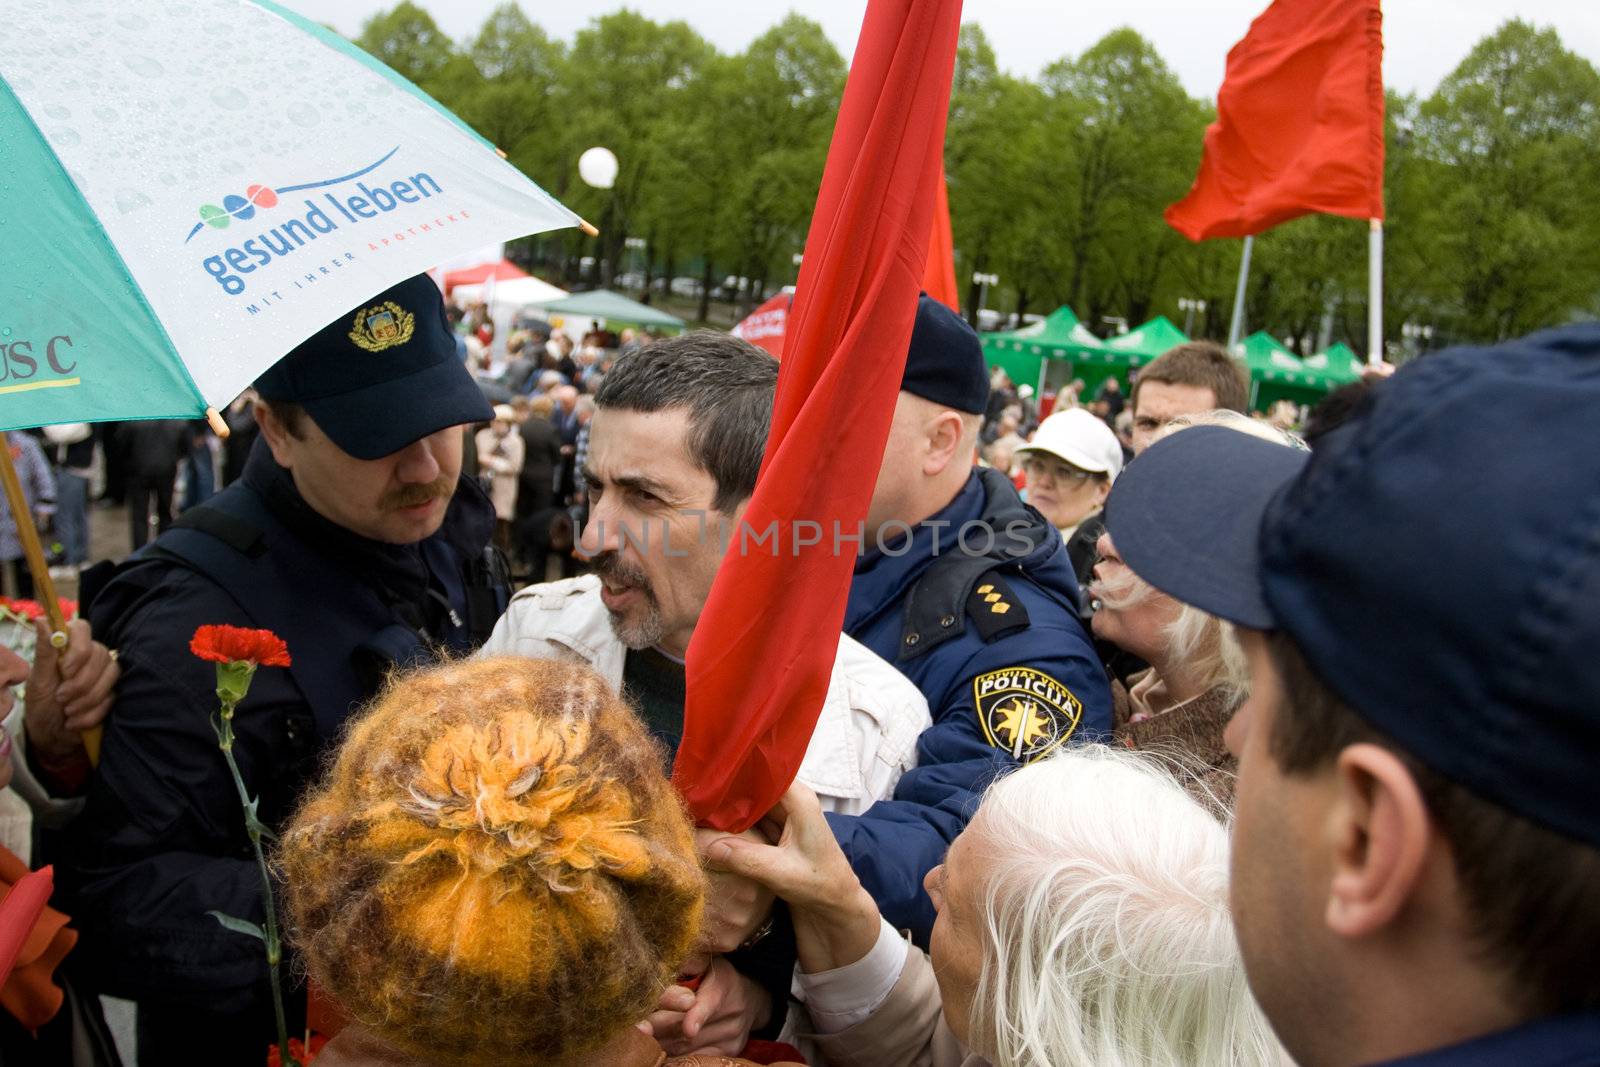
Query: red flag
674 0 963 830
1165 0 1384 241
730 292 793 359
922 165 959 311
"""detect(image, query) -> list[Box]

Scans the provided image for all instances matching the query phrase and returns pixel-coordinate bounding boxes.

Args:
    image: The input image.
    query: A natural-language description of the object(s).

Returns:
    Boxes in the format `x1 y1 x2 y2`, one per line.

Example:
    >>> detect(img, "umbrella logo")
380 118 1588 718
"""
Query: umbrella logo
182 147 401 244
348 302 415 353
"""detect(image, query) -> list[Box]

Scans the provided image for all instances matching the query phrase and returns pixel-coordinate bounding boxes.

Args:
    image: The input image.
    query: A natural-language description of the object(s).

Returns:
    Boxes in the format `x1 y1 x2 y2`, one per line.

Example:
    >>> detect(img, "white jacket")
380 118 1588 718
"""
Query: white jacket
480 576 930 815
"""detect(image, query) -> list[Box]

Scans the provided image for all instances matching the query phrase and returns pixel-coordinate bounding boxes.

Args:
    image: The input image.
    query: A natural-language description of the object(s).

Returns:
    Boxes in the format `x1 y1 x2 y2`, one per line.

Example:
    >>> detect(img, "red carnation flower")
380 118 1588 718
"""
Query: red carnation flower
266 1034 327 1066
1 599 44 621
190 625 292 668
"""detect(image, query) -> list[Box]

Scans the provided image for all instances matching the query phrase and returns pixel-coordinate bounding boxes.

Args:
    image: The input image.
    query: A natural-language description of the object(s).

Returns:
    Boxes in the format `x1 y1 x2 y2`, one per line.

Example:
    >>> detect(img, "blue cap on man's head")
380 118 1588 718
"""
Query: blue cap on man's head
1106 323 1600 848
253 273 492 460
899 294 989 415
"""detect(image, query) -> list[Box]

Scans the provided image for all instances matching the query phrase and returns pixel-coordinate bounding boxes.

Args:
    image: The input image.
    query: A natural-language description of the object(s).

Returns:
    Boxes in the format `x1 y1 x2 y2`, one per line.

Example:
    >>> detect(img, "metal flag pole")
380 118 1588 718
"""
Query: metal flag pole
1227 235 1254 349
1368 218 1384 364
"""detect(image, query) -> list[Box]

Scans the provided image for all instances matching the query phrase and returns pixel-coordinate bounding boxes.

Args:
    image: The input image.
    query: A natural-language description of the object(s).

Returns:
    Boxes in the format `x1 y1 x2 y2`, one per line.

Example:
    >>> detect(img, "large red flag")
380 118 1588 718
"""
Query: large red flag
674 0 963 830
1165 0 1384 241
922 165 959 311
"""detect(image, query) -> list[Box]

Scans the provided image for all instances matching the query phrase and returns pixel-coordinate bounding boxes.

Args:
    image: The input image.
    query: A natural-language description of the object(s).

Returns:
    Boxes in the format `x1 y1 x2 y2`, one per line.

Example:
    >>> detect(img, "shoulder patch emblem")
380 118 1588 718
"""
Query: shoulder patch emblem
973 667 1083 763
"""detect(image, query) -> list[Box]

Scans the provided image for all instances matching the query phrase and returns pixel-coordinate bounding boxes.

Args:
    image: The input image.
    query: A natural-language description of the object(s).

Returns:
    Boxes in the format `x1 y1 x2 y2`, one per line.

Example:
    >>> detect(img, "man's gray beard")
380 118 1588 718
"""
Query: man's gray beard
607 605 664 651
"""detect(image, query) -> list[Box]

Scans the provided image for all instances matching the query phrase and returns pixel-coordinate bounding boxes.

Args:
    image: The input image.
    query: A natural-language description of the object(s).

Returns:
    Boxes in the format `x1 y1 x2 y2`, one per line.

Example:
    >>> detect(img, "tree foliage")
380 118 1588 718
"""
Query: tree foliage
350 6 1600 343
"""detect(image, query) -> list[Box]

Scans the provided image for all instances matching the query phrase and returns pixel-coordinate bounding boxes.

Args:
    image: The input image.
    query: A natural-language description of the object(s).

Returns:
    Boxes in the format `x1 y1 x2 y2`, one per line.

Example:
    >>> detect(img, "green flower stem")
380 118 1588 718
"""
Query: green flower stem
215 678 301 1067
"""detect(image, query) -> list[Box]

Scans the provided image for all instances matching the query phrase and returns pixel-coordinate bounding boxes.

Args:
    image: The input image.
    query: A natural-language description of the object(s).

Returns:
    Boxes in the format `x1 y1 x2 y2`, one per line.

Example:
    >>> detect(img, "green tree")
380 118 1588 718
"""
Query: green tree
354 2 455 86
1412 20 1600 341
1041 29 1210 329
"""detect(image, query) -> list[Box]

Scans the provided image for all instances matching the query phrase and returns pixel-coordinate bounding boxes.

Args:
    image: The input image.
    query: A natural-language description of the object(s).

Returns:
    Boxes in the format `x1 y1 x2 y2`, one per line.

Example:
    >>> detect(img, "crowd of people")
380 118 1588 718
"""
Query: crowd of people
1 273 1597 1067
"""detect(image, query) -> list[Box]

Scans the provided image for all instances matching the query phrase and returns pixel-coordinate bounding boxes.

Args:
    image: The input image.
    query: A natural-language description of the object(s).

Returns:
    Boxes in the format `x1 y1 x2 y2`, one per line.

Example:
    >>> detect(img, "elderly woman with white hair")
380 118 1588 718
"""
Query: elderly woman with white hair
706 745 1280 1067
1090 409 1304 805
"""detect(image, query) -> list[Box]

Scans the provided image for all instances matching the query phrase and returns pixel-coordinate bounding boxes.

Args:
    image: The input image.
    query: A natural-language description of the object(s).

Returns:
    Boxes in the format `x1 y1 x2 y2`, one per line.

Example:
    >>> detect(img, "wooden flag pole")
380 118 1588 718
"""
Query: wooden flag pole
0 439 89 760
1227 235 1255 349
1368 218 1384 364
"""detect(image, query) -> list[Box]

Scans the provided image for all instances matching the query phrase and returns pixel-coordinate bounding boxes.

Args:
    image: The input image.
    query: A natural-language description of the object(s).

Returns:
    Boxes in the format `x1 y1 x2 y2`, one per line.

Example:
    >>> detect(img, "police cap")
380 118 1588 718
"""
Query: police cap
254 273 491 460
899 294 989 415
1105 324 1600 849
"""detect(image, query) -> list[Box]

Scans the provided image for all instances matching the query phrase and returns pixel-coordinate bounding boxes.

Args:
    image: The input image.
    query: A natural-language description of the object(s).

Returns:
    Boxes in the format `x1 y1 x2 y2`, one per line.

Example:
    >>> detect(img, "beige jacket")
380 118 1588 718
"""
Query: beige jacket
475 426 525 522
810 947 985 1067
479 576 931 815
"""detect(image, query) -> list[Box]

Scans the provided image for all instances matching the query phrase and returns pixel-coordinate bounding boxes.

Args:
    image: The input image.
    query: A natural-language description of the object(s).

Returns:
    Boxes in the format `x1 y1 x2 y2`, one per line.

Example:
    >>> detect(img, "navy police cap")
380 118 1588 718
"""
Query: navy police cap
1106 324 1600 849
900 294 989 415
253 273 491 460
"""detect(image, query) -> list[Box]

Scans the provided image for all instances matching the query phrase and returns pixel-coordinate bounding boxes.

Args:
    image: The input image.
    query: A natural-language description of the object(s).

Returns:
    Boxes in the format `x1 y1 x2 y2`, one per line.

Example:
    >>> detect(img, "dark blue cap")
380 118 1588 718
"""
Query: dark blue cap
254 274 492 460
900 294 989 414
1106 323 1600 848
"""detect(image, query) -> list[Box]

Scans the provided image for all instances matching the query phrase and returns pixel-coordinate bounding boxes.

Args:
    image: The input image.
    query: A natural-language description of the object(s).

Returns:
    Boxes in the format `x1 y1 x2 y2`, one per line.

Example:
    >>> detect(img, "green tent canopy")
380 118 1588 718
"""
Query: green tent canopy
1102 315 1190 365
980 305 1128 398
1307 342 1362 384
1237 331 1333 409
530 289 686 331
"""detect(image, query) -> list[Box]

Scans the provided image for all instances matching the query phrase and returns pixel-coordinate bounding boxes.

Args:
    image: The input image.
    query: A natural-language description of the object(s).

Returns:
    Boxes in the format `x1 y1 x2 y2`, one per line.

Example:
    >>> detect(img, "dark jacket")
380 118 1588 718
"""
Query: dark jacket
1373 1012 1600 1065
516 415 563 519
832 468 1112 943
54 441 505 1061
117 418 188 485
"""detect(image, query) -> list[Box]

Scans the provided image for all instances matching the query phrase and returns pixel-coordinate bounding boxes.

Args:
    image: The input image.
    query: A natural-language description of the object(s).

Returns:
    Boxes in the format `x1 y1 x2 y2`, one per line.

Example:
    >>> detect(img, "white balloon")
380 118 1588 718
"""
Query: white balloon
578 146 618 189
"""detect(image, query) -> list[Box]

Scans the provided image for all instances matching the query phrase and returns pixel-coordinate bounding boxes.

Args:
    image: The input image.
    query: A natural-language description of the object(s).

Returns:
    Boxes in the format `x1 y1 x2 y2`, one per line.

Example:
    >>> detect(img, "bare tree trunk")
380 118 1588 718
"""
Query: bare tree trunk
697 259 715 324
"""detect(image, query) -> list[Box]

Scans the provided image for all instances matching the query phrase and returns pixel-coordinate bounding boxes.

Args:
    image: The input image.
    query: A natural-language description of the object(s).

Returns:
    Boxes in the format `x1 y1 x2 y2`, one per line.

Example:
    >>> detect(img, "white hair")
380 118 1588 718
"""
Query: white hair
1156 407 1308 451
965 746 1282 1067
1093 560 1248 703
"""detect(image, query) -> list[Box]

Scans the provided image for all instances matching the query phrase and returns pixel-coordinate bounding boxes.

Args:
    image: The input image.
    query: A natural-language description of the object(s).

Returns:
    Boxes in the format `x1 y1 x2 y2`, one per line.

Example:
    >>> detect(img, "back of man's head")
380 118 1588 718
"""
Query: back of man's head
595 331 777 513
1103 325 1600 1063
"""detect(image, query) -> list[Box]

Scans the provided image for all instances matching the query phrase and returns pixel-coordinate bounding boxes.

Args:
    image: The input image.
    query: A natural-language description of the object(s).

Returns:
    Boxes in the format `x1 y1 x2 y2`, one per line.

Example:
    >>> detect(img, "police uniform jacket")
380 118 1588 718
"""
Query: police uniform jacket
833 468 1112 942
53 440 506 1057
479 575 932 815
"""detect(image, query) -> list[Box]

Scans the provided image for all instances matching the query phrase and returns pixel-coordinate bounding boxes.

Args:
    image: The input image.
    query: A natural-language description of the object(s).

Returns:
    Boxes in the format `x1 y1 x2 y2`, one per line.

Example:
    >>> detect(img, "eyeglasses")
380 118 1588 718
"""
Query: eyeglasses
1021 456 1096 483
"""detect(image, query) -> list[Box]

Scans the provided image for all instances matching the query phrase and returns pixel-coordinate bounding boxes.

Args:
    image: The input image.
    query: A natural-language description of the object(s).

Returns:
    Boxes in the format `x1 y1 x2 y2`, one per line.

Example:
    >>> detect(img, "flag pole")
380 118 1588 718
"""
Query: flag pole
1227 235 1254 348
0 443 89 759
1368 218 1384 364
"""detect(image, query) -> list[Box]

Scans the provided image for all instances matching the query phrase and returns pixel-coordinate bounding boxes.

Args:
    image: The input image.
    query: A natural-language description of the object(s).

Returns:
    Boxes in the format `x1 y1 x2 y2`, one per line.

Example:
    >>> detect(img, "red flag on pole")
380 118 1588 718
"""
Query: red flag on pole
674 0 964 831
1165 0 1384 241
923 165 959 311
730 292 793 359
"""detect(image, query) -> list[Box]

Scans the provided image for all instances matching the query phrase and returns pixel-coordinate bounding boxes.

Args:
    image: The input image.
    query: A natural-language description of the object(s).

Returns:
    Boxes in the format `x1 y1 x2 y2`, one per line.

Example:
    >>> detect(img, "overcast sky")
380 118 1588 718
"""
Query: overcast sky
285 0 1600 98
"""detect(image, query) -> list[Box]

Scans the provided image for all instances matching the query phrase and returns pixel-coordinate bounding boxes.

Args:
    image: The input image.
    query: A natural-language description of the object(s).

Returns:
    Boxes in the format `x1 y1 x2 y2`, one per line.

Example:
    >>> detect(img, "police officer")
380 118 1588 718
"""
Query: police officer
56 274 508 1064
830 295 1113 942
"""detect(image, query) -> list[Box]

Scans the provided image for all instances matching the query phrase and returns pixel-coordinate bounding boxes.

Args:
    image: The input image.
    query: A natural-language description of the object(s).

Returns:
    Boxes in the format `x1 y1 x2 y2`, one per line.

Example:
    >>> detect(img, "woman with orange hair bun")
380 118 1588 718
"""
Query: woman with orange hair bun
280 656 800 1067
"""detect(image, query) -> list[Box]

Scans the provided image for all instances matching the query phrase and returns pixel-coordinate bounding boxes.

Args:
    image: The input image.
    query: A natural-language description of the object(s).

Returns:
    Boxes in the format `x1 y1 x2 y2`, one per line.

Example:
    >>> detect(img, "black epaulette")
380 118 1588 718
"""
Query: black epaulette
964 572 1031 642
899 556 1031 662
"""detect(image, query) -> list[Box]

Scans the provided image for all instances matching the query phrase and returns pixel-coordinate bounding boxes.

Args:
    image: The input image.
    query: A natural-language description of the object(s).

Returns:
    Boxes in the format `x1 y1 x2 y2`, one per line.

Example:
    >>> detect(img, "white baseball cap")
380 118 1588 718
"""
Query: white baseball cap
1016 408 1124 479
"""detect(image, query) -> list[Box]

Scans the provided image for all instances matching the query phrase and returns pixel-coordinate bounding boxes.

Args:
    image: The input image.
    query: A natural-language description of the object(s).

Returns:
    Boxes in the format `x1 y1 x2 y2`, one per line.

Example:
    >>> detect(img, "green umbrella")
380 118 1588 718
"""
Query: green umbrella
981 305 1125 396
1307 342 1363 384
1237 331 1334 409
530 289 686 332
1103 315 1190 366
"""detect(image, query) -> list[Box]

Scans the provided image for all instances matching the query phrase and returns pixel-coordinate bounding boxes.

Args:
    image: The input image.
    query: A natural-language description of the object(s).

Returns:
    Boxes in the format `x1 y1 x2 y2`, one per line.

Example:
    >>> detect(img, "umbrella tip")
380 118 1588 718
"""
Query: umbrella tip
205 406 229 438
578 218 599 237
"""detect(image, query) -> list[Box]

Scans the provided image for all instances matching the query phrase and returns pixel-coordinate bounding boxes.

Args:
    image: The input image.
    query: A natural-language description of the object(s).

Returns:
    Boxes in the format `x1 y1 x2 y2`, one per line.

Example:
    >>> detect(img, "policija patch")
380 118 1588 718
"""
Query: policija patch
973 667 1083 763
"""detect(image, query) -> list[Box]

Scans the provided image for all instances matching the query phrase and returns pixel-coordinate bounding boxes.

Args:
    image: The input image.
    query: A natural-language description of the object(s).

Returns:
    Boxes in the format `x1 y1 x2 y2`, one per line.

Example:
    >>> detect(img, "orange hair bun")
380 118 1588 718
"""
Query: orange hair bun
280 657 704 1066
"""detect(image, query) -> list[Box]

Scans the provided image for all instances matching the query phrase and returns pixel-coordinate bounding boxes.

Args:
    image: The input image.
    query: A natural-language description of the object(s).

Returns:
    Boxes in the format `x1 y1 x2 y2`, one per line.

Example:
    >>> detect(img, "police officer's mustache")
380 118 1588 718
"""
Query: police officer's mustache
381 477 456 511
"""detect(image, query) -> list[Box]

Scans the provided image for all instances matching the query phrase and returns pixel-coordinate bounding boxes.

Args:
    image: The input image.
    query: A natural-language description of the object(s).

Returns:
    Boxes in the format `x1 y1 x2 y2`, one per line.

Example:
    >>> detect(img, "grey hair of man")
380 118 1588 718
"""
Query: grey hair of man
593 330 777 514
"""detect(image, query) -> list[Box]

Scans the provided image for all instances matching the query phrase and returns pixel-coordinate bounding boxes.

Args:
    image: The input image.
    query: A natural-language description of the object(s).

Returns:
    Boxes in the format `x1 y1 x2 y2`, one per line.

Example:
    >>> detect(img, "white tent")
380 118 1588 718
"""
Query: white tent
450 275 570 345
